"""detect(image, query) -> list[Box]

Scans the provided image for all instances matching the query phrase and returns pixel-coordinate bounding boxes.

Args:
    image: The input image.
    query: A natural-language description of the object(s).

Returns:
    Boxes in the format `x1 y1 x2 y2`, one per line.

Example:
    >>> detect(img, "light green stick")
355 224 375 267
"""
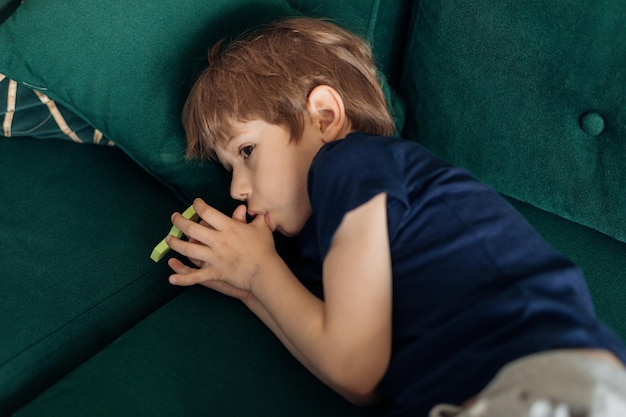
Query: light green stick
150 205 199 262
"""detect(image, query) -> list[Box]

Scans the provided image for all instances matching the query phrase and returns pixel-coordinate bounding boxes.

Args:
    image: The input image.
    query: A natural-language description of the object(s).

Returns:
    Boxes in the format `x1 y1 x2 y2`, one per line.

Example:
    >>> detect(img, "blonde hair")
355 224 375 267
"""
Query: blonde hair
183 17 395 161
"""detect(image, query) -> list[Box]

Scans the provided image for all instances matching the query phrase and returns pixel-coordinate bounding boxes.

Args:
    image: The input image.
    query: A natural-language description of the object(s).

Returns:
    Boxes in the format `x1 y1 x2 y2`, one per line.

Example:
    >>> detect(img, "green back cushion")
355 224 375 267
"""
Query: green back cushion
286 0 411 84
0 0 294 203
402 0 626 243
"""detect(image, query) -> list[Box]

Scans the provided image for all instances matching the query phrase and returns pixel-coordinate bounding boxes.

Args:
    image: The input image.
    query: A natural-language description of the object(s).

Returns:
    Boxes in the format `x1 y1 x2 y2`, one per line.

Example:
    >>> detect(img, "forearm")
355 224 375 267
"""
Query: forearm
242 289 351 400
246 254 386 403
244 274 380 404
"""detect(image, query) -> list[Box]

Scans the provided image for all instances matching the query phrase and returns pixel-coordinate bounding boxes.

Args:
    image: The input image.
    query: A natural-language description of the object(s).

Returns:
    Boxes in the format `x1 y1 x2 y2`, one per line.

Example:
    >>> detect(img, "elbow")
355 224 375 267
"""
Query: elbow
342 386 381 407
323 356 388 406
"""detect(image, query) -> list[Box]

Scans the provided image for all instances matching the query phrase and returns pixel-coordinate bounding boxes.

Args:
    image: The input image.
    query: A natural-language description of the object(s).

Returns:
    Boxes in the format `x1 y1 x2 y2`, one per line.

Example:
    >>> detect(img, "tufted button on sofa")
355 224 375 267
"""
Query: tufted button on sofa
1 0 624 415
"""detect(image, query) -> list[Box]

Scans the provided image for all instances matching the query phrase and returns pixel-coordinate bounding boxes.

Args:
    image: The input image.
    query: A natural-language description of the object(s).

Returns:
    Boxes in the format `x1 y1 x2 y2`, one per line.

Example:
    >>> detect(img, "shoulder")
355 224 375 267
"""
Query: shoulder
308 133 410 197
304 133 417 257
308 132 456 209
312 132 409 171
308 133 417 193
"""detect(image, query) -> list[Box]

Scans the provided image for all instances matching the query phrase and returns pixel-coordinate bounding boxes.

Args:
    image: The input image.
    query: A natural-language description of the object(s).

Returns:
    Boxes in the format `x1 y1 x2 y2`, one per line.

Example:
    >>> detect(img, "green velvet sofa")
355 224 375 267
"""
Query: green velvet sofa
1 0 625 415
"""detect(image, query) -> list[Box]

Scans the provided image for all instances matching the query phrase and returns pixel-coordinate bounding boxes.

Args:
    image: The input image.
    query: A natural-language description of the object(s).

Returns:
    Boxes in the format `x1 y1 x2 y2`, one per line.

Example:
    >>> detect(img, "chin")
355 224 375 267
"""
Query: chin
276 224 301 238
277 228 297 238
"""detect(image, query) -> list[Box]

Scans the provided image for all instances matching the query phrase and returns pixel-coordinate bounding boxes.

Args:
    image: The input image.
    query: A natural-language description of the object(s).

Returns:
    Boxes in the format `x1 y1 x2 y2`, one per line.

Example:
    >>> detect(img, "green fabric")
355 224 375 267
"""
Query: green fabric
287 0 412 85
0 0 294 203
0 0 17 24
509 198 626 342
0 138 184 414
402 0 626 243
287 0 408 132
15 288 384 417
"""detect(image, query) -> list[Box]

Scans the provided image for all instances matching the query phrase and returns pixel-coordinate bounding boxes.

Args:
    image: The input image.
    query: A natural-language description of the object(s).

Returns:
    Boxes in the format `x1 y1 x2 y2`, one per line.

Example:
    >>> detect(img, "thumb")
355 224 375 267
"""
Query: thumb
232 204 248 223
250 211 271 230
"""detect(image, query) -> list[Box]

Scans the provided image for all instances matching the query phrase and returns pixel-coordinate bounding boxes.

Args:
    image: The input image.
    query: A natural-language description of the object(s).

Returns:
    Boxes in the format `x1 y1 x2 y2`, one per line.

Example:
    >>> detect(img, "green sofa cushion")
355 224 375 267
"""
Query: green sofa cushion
402 0 626 243
0 138 184 414
286 0 412 85
0 0 293 203
14 288 382 417
509 199 626 341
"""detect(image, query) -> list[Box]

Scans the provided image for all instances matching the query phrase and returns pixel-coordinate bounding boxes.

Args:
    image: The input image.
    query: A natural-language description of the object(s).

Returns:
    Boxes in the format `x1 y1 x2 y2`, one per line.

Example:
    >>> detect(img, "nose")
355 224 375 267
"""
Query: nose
230 169 251 202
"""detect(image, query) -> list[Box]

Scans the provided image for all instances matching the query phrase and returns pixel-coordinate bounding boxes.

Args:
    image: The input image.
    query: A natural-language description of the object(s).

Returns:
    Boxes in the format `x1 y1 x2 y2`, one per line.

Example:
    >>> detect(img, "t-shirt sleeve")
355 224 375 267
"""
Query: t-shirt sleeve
307 134 411 259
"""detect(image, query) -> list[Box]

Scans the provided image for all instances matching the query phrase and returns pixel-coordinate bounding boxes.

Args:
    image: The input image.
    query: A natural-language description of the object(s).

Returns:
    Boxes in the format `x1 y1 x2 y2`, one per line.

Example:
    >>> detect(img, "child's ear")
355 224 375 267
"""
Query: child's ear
306 85 349 142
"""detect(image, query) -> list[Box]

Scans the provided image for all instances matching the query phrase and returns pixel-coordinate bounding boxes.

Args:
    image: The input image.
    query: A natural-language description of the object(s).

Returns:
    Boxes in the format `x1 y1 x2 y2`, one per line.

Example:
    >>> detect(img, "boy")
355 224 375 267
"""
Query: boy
165 17 626 416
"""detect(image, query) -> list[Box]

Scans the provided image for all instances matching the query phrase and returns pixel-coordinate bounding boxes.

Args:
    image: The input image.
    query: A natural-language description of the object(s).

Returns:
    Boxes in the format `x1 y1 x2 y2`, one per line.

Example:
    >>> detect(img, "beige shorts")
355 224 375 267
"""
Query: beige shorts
429 350 626 417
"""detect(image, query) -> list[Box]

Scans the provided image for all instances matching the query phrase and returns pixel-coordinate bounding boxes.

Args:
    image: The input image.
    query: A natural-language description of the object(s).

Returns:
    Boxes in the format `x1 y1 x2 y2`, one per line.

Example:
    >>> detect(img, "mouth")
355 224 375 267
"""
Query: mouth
248 209 275 232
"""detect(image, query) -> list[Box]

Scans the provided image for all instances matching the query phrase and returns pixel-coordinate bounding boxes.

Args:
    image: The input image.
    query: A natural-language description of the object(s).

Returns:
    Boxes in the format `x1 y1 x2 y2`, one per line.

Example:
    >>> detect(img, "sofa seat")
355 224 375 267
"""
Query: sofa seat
13 287 383 417
0 138 184 413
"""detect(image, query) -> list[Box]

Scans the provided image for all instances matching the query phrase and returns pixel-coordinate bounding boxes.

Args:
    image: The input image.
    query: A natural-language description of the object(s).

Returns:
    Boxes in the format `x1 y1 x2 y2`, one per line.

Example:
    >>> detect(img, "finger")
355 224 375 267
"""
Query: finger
168 257 206 273
166 234 213 262
167 258 202 286
188 220 211 244
167 257 196 274
169 271 202 286
168 263 219 286
189 257 203 268
232 204 247 223
250 211 272 231
169 258 247 299
193 198 230 231
171 212 216 246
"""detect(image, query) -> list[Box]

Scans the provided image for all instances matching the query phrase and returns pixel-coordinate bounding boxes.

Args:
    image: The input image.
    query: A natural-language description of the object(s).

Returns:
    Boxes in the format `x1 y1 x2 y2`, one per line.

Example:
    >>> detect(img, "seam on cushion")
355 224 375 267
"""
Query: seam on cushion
0 264 179 369
402 0 424 74
365 0 381 45
398 0 426 138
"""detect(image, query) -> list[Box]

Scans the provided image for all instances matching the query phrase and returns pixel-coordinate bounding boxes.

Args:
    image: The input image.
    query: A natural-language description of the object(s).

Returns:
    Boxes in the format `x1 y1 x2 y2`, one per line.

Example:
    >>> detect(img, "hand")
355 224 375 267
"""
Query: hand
166 199 277 297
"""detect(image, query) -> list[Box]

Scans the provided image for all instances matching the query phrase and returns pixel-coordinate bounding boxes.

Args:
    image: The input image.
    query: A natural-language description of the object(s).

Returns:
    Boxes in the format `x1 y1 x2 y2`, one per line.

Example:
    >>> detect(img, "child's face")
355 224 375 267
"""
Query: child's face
214 119 326 237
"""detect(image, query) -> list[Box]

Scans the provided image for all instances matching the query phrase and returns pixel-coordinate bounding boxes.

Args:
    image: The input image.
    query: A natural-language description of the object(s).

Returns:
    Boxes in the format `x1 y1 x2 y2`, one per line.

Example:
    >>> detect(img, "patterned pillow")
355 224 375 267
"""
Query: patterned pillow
0 74 112 145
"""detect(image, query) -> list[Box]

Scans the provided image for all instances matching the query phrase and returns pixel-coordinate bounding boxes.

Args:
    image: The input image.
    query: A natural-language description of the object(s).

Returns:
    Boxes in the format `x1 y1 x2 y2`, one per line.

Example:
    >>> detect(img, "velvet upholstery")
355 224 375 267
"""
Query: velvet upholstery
509 199 626 339
286 0 412 85
13 288 383 417
1 0 625 415
401 0 626 243
0 138 184 413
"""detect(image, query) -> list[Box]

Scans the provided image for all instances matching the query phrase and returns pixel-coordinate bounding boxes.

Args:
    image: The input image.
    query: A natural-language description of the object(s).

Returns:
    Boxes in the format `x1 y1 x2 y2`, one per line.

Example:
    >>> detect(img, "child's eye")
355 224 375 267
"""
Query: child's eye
240 145 254 159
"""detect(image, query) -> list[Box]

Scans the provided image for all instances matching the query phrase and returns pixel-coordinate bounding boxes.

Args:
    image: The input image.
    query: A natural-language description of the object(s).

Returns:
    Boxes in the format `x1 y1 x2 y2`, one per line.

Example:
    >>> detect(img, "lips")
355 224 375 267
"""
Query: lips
248 209 275 232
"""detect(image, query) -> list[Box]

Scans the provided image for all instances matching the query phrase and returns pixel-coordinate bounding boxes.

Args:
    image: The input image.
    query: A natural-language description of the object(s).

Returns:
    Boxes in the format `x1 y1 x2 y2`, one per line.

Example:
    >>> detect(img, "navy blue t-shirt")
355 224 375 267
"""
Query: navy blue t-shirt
296 132 626 416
